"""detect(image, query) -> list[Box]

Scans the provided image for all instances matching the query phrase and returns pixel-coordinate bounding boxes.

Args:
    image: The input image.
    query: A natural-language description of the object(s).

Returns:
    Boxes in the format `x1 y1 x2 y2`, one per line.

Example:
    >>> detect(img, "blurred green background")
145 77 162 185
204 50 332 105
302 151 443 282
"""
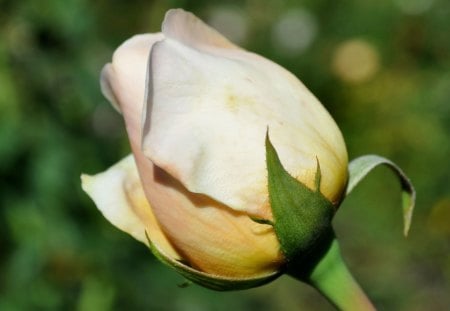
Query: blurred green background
1 0 449 310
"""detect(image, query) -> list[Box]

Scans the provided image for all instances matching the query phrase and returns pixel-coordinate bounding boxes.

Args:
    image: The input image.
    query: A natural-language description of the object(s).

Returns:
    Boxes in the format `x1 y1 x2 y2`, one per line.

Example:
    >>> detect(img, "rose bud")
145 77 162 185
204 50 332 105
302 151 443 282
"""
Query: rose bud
82 8 347 289
82 9 415 310
82 9 414 305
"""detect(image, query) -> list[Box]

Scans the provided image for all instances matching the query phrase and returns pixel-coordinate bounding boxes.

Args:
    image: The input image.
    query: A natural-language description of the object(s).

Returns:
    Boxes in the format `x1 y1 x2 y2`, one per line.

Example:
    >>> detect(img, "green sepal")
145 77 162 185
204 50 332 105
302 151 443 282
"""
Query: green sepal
145 232 281 291
346 155 416 236
265 133 335 275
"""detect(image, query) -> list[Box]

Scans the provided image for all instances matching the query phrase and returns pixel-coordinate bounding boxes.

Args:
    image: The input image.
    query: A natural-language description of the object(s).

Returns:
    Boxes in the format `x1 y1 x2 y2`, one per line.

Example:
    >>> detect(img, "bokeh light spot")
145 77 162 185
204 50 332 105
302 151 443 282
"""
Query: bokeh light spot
271 8 318 56
331 39 380 84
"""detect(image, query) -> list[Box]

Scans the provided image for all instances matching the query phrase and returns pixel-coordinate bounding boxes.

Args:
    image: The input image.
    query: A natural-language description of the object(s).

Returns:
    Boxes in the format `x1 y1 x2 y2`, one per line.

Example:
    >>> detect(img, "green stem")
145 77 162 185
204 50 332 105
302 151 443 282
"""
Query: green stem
307 239 376 311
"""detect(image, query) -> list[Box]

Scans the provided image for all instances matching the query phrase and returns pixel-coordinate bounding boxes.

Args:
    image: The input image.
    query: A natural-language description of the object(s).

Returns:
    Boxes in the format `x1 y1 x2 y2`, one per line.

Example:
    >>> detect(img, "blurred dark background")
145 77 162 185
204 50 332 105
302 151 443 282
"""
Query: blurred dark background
1 0 449 310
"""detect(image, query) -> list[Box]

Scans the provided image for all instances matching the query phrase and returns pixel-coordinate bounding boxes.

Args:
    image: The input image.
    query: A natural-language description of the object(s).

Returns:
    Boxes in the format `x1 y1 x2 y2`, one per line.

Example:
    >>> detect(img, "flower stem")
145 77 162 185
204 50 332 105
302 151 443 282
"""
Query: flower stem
307 239 376 311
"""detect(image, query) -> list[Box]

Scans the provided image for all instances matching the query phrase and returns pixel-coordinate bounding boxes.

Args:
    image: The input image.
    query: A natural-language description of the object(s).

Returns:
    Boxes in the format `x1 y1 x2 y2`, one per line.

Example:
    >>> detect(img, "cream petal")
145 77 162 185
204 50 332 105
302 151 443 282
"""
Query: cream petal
142 11 347 215
130 141 283 277
81 155 181 261
162 9 239 51
100 33 164 144
100 64 121 113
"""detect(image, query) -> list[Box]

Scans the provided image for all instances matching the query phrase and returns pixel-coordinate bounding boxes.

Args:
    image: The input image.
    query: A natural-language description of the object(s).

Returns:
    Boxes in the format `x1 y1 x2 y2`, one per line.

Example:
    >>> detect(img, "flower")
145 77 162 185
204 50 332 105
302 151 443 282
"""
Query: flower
82 8 348 289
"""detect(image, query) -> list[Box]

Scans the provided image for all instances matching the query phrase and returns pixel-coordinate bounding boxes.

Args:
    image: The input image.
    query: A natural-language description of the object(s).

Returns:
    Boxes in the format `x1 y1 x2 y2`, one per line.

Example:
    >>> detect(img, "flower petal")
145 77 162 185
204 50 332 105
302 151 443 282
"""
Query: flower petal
131 140 283 277
142 10 347 215
162 8 240 51
81 155 181 261
101 33 164 144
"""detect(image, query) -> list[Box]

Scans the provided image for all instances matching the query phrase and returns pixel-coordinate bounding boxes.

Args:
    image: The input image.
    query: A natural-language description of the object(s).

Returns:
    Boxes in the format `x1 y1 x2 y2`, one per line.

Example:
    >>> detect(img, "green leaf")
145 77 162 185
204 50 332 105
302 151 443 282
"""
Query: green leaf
265 132 335 271
346 155 416 236
144 232 280 291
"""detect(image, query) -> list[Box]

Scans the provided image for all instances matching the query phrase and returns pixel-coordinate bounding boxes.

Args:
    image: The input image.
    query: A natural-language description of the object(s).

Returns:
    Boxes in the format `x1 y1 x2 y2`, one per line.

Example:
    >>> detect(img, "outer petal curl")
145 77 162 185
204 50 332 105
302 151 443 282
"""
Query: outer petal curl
81 155 181 261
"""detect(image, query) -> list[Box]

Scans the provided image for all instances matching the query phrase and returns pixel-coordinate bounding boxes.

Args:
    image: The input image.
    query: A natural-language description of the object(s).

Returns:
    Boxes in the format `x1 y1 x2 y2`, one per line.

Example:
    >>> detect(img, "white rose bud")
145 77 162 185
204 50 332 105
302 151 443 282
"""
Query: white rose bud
82 8 349 290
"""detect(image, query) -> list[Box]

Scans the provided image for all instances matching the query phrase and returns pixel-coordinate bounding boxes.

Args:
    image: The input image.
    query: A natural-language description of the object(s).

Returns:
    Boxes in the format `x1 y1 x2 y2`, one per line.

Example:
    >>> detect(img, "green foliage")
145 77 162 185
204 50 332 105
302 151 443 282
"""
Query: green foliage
346 155 416 236
1 0 449 310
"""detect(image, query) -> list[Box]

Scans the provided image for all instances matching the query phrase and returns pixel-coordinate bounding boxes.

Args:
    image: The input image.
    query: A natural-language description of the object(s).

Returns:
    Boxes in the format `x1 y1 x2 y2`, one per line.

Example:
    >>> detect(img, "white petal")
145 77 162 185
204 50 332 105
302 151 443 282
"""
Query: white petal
142 11 348 214
162 9 239 51
81 155 180 260
131 143 283 277
100 64 121 113
100 33 164 144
